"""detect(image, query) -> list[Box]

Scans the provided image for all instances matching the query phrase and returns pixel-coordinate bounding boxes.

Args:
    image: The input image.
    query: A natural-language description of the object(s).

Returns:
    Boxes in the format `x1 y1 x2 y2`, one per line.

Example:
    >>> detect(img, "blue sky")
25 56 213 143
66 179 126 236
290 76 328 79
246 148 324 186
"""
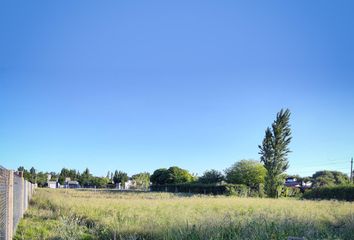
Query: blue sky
1 0 354 177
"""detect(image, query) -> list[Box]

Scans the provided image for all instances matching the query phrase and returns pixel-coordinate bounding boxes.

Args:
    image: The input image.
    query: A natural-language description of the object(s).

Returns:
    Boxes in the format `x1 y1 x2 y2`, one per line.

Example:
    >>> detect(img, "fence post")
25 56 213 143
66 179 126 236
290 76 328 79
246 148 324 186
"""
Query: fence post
24 180 27 211
7 170 14 240
19 172 25 218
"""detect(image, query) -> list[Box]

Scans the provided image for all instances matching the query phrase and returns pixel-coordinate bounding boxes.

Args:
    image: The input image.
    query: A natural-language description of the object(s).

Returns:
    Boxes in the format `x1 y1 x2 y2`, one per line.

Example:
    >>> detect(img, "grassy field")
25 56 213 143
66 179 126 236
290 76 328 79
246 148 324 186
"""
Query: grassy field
15 189 354 240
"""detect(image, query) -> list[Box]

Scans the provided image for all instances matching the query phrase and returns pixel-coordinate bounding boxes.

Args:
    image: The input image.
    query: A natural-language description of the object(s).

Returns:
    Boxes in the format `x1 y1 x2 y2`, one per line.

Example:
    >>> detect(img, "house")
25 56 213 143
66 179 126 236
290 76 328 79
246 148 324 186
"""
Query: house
64 179 81 188
116 178 136 190
47 180 60 188
285 177 300 188
125 179 136 189
47 174 60 188
301 181 312 189
285 177 312 190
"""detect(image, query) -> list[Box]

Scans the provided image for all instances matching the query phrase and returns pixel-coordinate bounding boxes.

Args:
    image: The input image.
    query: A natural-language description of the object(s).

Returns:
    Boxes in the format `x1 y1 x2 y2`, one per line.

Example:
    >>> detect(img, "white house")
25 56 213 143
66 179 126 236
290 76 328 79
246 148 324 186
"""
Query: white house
116 179 136 190
47 174 60 188
47 180 59 188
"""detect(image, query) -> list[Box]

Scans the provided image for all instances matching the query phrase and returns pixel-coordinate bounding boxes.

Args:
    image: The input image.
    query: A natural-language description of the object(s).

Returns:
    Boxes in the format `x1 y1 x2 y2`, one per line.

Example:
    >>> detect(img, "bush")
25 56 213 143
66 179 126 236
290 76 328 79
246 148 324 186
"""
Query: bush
279 186 302 198
224 184 249 197
225 160 266 188
303 185 354 201
150 183 250 196
311 170 350 187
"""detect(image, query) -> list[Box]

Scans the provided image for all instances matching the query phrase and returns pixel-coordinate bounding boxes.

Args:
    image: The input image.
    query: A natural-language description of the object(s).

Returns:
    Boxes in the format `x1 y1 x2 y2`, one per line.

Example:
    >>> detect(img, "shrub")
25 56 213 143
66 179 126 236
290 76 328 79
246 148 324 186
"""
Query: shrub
224 184 249 197
198 169 224 184
225 160 266 188
312 170 350 187
150 167 195 185
279 186 302 198
303 185 354 201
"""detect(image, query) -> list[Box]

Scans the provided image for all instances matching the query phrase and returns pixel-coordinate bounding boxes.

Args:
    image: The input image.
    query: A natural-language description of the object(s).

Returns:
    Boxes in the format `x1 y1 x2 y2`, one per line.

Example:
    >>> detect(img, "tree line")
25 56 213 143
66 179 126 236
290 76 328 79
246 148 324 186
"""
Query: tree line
17 162 349 193
17 109 352 197
17 166 150 189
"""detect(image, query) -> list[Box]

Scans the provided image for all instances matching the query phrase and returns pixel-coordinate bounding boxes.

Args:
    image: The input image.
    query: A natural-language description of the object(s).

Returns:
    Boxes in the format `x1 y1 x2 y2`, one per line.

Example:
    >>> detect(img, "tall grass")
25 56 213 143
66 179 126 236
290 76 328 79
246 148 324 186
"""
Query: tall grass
15 189 354 240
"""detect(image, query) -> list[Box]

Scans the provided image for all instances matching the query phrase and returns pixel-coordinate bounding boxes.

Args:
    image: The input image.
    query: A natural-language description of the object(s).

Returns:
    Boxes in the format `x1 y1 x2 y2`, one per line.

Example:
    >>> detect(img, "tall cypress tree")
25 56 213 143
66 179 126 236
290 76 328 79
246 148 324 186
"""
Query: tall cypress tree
259 109 292 198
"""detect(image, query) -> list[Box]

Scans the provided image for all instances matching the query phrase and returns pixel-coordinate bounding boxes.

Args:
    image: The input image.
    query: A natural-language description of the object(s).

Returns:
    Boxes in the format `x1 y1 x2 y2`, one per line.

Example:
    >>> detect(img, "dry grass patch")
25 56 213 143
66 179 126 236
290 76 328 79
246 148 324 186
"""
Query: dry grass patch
15 189 354 240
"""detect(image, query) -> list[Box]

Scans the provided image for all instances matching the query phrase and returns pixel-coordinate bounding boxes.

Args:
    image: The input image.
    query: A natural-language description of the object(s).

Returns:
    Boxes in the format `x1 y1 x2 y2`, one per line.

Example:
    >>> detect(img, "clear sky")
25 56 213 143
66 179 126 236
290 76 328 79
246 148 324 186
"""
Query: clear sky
1 0 354 177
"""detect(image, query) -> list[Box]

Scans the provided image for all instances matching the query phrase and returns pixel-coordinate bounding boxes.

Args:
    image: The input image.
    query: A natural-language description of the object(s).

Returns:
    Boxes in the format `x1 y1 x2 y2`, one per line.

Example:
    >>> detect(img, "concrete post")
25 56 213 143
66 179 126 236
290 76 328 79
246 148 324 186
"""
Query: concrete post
7 170 14 240
21 177 25 217
24 181 27 211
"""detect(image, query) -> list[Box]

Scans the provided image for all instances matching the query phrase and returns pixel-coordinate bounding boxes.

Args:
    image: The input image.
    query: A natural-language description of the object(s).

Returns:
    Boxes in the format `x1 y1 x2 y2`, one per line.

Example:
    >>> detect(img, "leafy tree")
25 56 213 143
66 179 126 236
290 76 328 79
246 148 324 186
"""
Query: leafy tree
58 168 79 184
132 172 150 190
17 166 25 172
312 170 349 187
49 172 58 180
29 167 36 183
106 171 111 181
151 167 195 185
17 166 31 182
59 168 69 184
225 160 266 188
259 109 292 198
91 177 110 188
113 170 119 184
150 168 170 185
79 168 93 187
166 166 194 184
113 170 129 187
29 167 36 174
36 171 49 187
198 169 224 184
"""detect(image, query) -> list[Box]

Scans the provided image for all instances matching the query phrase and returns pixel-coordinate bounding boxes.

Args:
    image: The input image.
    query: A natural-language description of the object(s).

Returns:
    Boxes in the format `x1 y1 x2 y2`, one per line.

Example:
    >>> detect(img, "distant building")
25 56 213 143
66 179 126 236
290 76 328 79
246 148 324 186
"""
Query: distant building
285 177 300 188
116 178 136 190
47 180 60 188
64 180 80 189
301 181 312 189
47 174 60 188
285 177 312 190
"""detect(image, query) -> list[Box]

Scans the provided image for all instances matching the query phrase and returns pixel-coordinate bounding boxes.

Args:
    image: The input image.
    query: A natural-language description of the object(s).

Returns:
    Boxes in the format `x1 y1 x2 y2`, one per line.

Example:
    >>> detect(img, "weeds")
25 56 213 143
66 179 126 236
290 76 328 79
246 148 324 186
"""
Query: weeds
15 189 354 240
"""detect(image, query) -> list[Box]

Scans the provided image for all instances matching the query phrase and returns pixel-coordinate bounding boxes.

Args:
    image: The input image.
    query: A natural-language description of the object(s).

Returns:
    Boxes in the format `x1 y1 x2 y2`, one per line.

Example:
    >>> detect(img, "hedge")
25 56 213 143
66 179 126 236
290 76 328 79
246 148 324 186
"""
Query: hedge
303 185 354 201
150 183 250 196
279 186 303 198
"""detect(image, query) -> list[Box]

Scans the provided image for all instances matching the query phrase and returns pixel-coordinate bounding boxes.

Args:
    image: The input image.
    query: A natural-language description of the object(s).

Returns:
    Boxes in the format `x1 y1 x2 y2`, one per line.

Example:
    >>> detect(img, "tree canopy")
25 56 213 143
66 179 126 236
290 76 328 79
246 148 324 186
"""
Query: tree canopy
150 166 194 185
150 168 169 185
132 172 150 190
312 170 349 187
58 168 79 184
259 109 292 198
198 169 224 184
225 160 266 188
113 170 129 185
167 166 195 183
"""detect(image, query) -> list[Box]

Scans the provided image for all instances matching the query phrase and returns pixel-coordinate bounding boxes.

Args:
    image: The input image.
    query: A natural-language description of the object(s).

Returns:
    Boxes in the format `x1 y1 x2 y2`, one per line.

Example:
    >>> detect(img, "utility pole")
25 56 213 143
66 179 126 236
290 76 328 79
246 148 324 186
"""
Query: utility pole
351 157 353 184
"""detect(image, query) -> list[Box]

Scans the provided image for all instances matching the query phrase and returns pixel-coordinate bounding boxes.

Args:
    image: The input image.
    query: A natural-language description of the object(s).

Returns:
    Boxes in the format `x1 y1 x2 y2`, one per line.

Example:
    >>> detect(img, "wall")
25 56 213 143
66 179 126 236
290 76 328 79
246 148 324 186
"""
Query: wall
0 166 36 240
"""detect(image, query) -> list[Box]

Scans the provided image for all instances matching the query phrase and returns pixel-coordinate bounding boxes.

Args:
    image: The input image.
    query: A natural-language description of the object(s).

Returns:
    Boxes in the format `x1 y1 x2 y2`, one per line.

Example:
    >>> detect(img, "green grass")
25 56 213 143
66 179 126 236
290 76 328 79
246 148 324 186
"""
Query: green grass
15 189 354 240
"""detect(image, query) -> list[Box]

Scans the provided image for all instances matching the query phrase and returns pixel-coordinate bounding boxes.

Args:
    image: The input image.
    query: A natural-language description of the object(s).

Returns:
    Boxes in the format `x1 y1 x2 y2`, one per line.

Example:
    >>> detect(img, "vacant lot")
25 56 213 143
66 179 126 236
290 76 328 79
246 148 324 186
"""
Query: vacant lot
15 189 354 240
